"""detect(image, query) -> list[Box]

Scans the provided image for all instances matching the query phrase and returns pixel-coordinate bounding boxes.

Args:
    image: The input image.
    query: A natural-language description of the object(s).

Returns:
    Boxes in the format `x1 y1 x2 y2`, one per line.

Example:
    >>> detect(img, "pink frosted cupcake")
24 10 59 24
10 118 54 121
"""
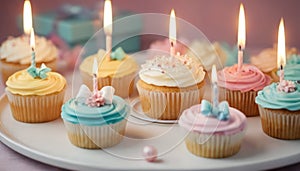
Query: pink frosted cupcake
218 64 271 117
179 100 247 158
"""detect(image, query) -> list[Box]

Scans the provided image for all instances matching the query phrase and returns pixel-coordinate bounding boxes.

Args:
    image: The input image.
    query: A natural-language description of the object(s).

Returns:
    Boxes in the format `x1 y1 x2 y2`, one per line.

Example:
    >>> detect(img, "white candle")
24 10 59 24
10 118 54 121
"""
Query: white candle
92 57 98 93
237 3 246 73
277 18 286 83
211 65 219 108
104 0 112 56
169 9 176 57
30 28 36 67
23 0 33 36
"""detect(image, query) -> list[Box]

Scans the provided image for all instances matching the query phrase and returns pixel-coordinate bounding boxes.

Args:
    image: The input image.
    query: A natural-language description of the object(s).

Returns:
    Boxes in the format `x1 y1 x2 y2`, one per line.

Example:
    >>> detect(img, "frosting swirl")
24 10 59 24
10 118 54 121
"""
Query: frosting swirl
218 64 271 92
255 83 300 111
6 70 66 96
179 104 246 135
61 96 129 126
139 54 205 87
250 46 297 73
80 49 138 78
284 54 300 81
0 35 58 64
187 41 227 71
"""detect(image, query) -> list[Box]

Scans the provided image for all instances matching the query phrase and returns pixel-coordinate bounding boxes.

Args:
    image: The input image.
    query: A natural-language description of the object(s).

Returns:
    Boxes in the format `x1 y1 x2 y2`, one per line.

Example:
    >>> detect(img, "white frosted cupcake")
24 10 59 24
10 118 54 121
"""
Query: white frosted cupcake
0 35 58 83
137 54 206 120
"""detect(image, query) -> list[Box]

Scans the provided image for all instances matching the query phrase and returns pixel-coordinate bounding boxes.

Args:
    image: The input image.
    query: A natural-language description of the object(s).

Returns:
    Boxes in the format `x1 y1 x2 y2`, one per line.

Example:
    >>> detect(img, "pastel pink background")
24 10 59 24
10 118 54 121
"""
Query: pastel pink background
1 0 300 49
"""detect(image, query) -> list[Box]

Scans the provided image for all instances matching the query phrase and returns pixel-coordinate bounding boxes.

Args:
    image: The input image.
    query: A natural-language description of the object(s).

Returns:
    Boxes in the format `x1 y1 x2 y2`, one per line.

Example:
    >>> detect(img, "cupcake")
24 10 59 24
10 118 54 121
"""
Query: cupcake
187 41 227 71
5 65 66 123
80 48 138 98
148 38 187 57
255 81 300 139
179 99 247 158
283 54 300 81
61 85 129 149
250 45 297 82
0 35 58 83
218 64 271 117
137 54 206 120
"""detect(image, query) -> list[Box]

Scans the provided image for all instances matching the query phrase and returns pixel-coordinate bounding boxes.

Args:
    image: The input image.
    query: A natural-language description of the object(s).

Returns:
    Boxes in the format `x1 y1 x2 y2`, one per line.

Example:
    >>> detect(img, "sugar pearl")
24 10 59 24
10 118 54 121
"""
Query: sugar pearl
143 145 157 162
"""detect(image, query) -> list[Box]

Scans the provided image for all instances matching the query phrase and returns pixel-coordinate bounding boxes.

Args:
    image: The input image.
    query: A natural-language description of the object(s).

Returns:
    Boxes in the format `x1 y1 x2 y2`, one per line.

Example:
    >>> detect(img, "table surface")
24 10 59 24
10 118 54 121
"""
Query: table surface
1 53 300 171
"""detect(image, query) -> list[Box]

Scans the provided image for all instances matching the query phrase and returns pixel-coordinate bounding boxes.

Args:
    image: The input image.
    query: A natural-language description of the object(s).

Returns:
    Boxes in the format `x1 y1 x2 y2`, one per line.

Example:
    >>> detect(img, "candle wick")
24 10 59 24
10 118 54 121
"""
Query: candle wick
31 47 34 51
238 45 242 51
171 41 174 47
280 65 283 70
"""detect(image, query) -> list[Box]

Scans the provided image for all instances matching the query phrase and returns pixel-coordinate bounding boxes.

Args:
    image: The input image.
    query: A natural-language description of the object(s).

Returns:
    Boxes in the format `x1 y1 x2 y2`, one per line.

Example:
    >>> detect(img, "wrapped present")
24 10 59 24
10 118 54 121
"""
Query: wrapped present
17 4 143 53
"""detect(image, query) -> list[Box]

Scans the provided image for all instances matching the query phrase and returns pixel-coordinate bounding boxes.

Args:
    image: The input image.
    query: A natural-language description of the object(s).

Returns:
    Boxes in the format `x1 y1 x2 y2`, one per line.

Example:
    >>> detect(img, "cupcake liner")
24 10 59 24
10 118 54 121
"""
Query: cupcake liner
258 106 300 140
219 87 258 117
137 80 204 120
5 87 65 123
63 119 127 149
0 59 57 84
80 70 136 98
185 129 246 158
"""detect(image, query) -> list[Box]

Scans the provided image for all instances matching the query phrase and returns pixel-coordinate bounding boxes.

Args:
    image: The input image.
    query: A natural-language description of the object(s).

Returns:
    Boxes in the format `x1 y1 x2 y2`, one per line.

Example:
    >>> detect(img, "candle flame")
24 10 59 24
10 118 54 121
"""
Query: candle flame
104 0 112 35
169 9 176 44
23 0 33 35
211 65 218 83
238 3 246 49
93 57 98 75
30 28 35 50
277 18 286 68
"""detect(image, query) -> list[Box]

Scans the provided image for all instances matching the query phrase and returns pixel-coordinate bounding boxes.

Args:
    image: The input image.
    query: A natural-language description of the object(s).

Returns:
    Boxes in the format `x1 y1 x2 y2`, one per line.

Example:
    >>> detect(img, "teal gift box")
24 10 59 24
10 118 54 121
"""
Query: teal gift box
18 10 143 53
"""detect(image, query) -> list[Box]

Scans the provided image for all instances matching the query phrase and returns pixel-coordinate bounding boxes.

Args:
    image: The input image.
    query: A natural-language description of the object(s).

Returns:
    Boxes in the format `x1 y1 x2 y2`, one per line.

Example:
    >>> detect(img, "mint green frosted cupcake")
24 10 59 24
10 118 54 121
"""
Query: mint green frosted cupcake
255 82 300 139
61 85 129 149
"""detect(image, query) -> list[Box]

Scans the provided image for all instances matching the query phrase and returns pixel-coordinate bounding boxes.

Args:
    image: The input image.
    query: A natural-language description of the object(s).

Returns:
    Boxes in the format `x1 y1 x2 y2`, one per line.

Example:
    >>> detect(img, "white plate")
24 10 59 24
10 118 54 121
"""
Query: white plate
130 97 178 124
1 94 300 170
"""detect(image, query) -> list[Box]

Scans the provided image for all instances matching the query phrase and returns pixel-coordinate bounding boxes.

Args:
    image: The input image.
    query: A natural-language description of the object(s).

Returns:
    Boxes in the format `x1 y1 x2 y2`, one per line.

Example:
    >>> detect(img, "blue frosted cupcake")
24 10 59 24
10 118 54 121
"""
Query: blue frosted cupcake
61 85 129 149
255 82 300 139
284 54 300 81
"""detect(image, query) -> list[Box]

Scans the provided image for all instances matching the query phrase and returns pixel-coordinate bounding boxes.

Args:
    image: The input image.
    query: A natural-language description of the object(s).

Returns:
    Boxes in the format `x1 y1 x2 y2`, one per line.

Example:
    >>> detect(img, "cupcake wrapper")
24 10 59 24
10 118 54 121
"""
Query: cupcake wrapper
0 59 57 85
63 119 127 149
137 83 204 120
80 70 136 98
219 87 258 117
5 87 65 123
185 130 246 158
258 106 300 140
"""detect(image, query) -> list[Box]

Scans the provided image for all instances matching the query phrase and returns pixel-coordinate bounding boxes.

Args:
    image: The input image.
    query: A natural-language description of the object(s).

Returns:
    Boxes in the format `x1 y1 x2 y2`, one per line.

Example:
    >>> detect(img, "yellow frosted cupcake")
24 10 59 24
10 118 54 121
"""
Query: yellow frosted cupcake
137 54 206 120
80 48 138 98
5 65 66 123
0 35 58 83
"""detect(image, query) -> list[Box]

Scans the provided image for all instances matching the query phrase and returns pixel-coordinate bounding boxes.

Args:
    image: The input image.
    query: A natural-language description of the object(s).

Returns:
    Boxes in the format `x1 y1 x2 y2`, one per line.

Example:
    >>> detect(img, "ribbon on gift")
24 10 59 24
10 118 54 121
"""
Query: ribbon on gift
76 84 115 107
200 99 230 121
110 47 126 61
27 63 51 79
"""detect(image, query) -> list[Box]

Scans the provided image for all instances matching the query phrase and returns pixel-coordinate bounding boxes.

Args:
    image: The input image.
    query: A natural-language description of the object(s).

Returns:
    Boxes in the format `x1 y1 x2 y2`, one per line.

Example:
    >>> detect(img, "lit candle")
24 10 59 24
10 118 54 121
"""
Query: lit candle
277 18 286 83
104 0 112 57
92 57 98 94
211 65 219 109
30 28 36 67
23 0 33 36
169 9 176 57
237 3 246 72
